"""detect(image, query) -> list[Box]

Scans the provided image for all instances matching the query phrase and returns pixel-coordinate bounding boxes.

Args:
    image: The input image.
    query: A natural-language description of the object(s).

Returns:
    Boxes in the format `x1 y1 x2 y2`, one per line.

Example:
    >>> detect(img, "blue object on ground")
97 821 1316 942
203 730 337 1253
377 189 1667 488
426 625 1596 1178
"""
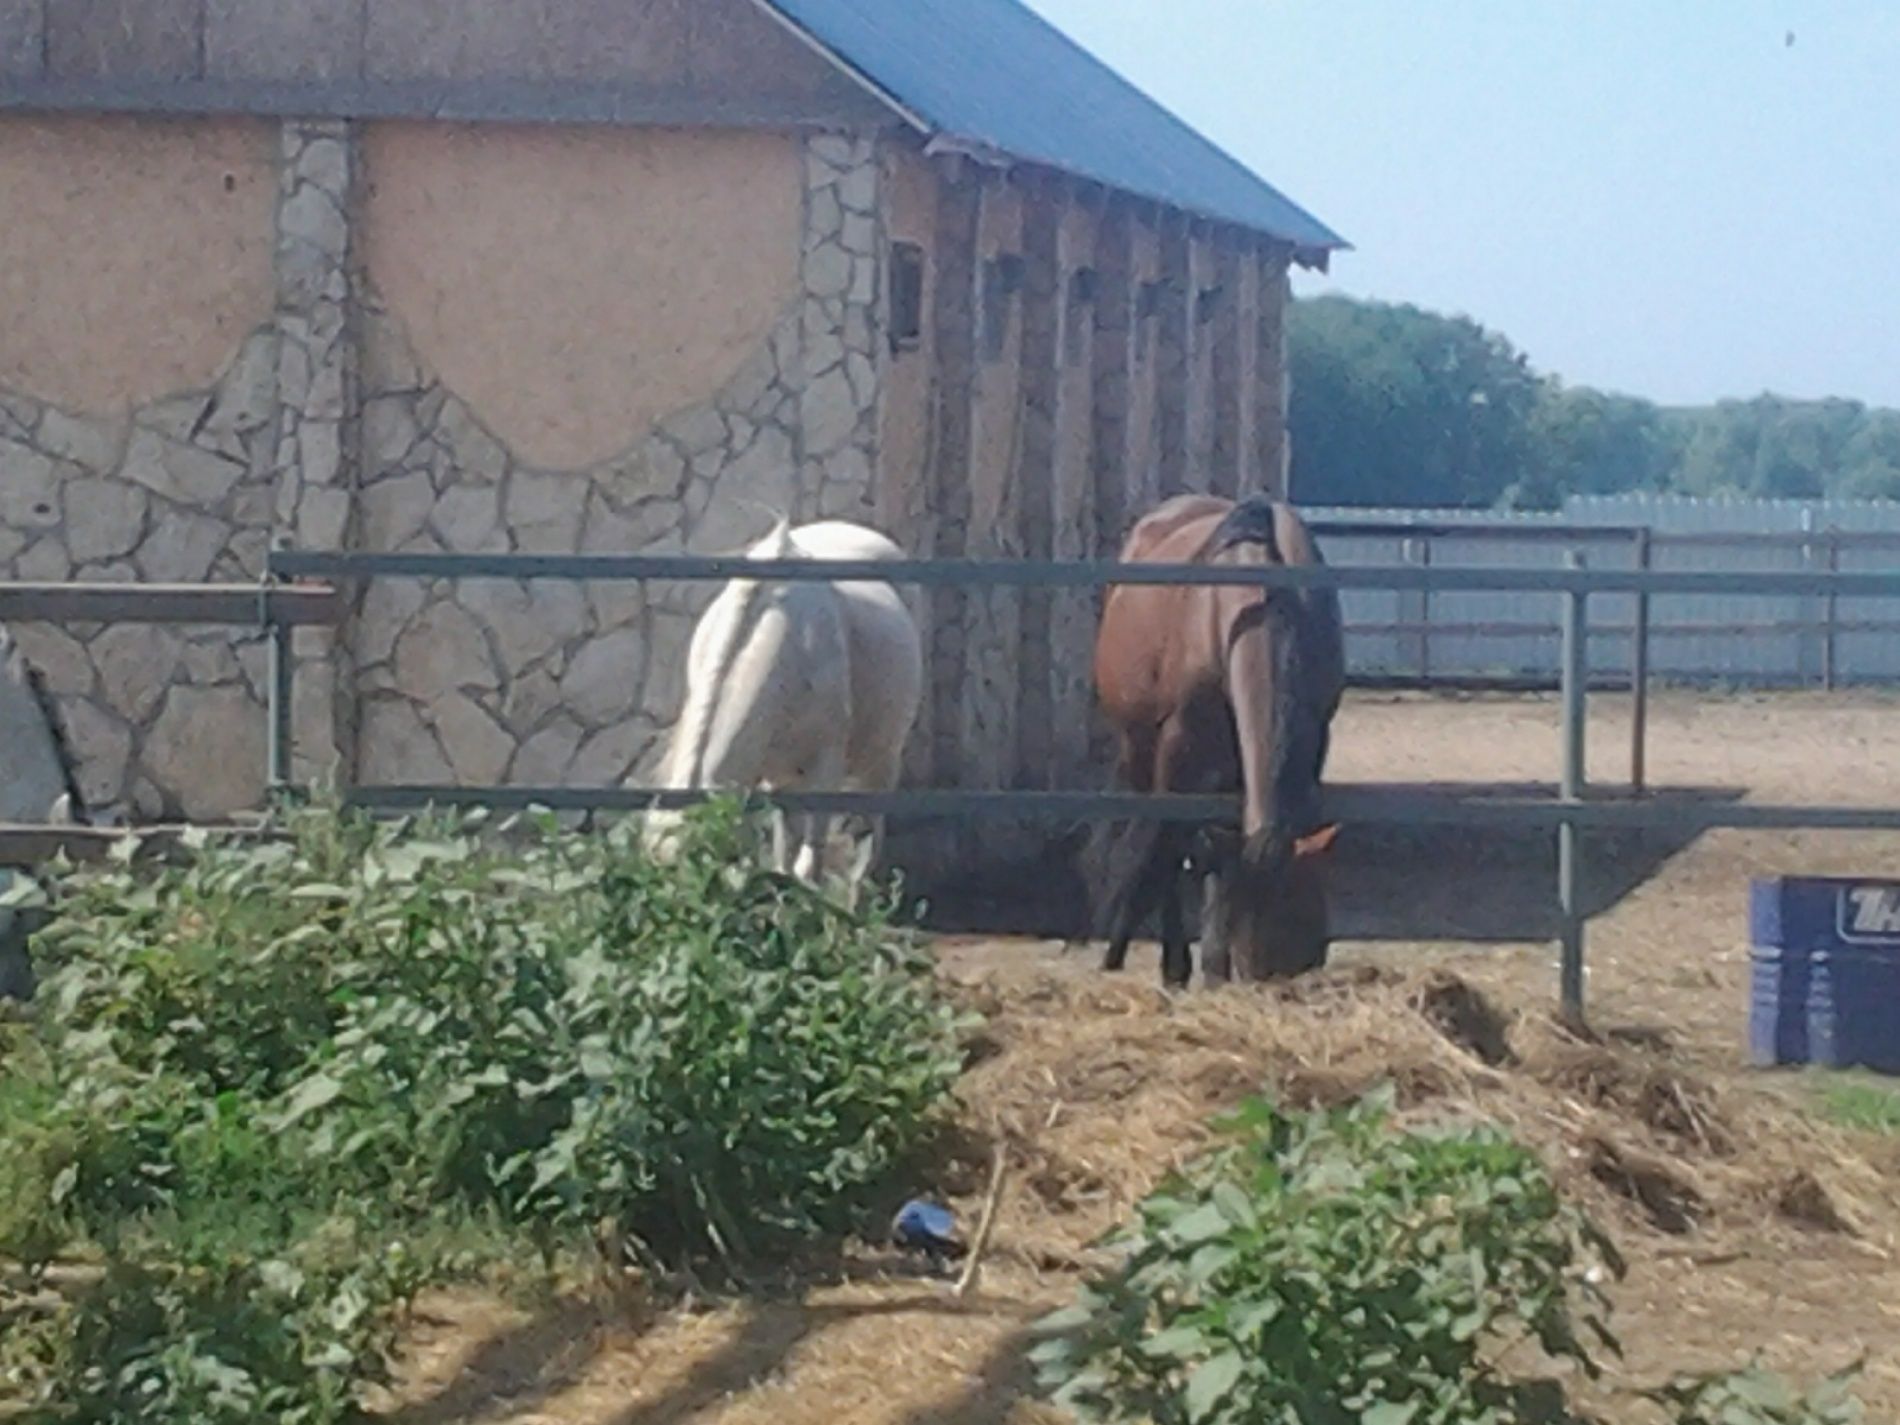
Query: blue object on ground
1751 877 1900 1074
891 1199 967 1262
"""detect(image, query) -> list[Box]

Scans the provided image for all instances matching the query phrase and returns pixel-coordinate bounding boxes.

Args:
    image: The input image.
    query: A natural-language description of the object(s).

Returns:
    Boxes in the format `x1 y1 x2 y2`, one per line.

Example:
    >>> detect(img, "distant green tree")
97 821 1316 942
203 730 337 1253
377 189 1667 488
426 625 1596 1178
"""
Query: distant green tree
1674 396 1866 499
1287 295 1542 508
1838 411 1900 500
1509 384 1681 509
1287 295 1900 508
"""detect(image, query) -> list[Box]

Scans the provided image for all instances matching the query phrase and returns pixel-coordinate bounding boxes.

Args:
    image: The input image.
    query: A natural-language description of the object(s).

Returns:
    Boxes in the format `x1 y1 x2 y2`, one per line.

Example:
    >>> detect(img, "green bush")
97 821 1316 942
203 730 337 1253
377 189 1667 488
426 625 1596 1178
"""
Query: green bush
3 1212 436 1425
1031 1086 1625 1424
276 805 968 1257
0 801 963 1422
1644 1363 1864 1425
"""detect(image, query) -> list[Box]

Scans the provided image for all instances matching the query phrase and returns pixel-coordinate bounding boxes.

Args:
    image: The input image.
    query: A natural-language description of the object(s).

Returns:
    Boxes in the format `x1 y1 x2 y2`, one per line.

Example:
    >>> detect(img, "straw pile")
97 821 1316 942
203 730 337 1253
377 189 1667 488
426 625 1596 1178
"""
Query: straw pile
936 956 1898 1267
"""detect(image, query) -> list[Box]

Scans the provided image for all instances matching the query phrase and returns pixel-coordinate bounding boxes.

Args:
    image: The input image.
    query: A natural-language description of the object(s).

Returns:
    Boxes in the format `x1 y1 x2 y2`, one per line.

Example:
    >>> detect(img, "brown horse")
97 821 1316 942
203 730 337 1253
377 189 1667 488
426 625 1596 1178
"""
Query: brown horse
1093 494 1345 988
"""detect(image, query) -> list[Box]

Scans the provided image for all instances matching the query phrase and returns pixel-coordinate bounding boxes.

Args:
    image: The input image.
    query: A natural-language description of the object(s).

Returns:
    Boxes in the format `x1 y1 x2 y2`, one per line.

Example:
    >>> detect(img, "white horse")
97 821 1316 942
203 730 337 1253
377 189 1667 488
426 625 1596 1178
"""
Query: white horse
644 516 923 901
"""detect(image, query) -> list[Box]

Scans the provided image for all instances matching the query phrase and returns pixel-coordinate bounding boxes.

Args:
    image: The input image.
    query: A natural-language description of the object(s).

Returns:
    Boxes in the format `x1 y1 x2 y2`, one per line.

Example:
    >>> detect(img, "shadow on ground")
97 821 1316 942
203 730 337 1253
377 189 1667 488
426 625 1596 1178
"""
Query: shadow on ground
386 1274 1041 1425
897 782 1748 947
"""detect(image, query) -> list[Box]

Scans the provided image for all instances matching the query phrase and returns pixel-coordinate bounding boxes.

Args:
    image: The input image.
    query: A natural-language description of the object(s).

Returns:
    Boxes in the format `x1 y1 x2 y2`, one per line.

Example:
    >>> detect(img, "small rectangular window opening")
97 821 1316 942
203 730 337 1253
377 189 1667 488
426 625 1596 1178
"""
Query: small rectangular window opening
1063 267 1099 365
888 241 925 354
980 254 1026 362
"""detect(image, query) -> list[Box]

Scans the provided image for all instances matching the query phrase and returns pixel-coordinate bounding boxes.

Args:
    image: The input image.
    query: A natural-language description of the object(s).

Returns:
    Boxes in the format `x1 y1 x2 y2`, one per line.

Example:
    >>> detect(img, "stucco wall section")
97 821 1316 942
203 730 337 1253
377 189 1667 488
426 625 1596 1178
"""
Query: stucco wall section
361 124 804 471
0 116 276 415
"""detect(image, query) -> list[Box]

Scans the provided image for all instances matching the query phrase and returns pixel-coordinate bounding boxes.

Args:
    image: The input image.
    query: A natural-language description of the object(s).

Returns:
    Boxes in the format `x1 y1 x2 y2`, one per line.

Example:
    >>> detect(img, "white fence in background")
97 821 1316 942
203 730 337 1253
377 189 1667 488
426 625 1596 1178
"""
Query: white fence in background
1309 494 1900 688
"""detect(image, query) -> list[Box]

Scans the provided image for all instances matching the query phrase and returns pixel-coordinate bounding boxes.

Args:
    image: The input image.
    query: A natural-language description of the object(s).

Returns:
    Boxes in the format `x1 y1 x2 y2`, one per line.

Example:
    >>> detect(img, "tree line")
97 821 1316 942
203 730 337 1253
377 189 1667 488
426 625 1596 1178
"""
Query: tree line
1287 294 1900 510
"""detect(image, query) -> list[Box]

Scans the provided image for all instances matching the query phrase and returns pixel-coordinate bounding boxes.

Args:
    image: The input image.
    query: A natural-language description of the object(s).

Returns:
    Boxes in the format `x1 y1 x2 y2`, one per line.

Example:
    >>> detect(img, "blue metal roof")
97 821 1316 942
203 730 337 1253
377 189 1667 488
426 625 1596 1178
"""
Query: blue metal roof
759 0 1348 262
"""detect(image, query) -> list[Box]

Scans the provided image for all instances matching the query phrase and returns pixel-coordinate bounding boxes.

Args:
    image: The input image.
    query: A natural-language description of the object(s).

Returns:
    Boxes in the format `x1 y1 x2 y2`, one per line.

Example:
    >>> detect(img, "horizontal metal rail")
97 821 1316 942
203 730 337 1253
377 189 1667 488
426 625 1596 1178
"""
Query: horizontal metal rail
341 783 1900 834
1307 519 1643 543
0 822 268 865
270 548 1900 600
1348 618 1900 640
1311 520 1900 552
0 581 342 626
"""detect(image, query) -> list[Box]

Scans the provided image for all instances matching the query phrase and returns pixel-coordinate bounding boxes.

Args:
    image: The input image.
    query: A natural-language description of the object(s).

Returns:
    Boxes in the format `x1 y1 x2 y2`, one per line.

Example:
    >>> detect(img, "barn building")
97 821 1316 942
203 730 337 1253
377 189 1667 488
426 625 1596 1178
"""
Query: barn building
0 0 1346 827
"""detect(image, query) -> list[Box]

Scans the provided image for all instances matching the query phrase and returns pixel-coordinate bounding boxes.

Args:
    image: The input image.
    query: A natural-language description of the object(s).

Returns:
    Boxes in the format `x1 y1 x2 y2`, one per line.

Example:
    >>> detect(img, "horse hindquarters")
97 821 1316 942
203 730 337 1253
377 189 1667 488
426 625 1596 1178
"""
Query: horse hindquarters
695 589 852 884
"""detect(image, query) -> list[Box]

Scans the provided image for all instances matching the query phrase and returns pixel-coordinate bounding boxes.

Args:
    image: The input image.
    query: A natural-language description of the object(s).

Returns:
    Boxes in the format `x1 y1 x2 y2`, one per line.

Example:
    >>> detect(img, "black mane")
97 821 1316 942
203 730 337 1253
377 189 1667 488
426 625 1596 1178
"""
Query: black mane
1202 496 1285 563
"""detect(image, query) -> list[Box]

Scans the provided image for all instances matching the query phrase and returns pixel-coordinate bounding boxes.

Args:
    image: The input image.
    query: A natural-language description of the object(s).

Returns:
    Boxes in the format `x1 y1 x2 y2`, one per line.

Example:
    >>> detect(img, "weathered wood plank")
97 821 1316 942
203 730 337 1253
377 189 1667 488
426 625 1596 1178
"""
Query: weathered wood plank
1014 173 1062 791
1153 211 1191 498
1208 237 1244 499
1183 224 1216 494
1125 209 1163 519
1051 188 1101 790
1088 199 1134 559
925 156 982 791
1233 244 1261 497
962 174 1025 794
1252 243 1292 498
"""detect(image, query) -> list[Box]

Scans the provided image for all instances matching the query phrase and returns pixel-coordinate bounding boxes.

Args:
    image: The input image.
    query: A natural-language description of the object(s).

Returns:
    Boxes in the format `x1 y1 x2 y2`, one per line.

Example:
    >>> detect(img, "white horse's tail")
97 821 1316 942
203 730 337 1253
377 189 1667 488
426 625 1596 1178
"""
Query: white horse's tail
661 509 798 793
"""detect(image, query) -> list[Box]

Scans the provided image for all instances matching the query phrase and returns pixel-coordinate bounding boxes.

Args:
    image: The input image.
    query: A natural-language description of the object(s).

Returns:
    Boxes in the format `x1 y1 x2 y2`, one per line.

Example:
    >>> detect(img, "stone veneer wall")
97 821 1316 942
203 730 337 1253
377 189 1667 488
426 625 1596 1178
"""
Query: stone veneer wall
0 116 885 818
344 131 884 792
0 342 279 820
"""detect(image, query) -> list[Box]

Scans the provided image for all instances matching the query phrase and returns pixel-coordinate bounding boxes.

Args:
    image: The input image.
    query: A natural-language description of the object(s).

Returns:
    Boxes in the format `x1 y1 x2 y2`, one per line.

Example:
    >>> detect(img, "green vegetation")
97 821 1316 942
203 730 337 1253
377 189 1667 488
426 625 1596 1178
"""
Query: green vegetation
0 803 964 1423
1031 1087 1864 1425
1031 1087 1622 1423
1813 1075 1900 1135
1643 1363 1864 1425
1289 295 1900 510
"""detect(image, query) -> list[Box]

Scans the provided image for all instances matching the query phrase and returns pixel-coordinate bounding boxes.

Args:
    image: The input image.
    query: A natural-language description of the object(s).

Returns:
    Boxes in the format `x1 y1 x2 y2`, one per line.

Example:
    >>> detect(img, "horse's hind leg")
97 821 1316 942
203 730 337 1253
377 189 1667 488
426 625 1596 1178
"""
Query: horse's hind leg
791 808 826 885
769 806 792 875
1159 870 1191 989
1200 861 1233 985
1102 822 1182 973
790 744 846 888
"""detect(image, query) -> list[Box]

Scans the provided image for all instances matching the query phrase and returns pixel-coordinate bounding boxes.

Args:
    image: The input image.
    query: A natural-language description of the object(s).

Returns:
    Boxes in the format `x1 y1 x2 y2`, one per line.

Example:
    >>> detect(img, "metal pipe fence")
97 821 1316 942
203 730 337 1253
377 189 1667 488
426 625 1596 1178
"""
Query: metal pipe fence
1309 515 1900 694
268 545 1900 1025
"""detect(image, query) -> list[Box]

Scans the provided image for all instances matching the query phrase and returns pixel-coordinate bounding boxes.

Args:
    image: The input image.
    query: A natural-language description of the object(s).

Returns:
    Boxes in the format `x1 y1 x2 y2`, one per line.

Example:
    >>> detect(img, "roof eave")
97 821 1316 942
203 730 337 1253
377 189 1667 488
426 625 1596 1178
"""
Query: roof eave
742 0 932 134
751 0 1352 262
926 128 1352 260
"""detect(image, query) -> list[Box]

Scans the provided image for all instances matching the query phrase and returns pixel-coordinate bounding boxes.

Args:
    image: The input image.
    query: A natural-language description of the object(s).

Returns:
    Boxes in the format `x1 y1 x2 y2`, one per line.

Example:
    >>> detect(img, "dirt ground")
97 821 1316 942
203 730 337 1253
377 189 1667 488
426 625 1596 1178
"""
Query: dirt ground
377 689 1900 1424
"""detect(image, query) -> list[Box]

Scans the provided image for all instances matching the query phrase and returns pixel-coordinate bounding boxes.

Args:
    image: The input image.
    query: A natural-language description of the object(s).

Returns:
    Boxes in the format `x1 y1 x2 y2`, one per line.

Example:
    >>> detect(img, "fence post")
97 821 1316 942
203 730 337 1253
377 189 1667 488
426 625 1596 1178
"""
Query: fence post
1629 527 1651 796
1413 536 1433 679
1800 510 1820 687
1559 550 1589 1025
263 548 294 797
1823 531 1840 692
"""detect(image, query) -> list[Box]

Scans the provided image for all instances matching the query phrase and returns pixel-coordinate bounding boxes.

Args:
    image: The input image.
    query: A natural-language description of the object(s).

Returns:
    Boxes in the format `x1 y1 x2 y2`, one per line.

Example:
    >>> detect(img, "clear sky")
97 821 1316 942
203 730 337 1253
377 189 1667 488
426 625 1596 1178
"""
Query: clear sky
1024 0 1900 409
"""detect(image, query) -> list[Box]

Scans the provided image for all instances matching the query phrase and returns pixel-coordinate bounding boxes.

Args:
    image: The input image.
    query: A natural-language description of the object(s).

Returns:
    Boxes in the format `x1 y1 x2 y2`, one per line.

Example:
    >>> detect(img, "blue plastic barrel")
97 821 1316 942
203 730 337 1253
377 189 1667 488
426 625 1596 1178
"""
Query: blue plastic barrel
1751 877 1900 1074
